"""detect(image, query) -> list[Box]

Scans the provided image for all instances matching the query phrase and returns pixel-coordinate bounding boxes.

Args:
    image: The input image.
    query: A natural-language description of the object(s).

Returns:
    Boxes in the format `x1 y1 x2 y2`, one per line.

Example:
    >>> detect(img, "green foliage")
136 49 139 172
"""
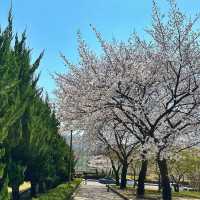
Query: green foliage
24 95 74 196
168 153 190 188
0 9 74 200
33 179 82 200
50 134 72 182
8 162 26 188
182 149 200 191
0 10 26 199
0 9 43 200
0 179 8 200
168 149 200 191
25 96 53 184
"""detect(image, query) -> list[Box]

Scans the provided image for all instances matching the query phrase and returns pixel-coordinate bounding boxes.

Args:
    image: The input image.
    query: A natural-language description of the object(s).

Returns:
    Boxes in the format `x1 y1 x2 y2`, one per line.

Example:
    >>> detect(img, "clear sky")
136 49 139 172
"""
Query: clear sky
0 0 200 99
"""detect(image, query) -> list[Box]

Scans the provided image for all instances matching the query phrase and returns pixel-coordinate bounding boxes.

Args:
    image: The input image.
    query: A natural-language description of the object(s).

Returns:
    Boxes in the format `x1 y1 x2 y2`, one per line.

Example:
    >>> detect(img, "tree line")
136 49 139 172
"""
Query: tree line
55 1 200 200
0 12 74 200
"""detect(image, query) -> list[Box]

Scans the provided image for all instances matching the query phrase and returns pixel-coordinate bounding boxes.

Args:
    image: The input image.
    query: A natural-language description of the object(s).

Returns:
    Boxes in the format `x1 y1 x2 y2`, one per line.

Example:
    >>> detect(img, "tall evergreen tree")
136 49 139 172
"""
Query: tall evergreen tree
0 10 73 200
6 35 43 199
0 11 27 199
25 96 55 197
0 10 43 199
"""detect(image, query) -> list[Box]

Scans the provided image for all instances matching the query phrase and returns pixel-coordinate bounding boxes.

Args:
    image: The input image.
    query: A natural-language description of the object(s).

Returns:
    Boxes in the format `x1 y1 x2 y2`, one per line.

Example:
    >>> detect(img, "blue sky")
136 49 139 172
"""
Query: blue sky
0 0 200 99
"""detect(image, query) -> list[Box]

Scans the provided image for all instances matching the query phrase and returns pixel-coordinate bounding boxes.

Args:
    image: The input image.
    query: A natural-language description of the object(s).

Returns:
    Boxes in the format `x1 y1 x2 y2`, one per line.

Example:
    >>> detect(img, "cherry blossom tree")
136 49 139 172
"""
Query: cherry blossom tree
93 120 140 189
55 33 150 191
55 1 200 199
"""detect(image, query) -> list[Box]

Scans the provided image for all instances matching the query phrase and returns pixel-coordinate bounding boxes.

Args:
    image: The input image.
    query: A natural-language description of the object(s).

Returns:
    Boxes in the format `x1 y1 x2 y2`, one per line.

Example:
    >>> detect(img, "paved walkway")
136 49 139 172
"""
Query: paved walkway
72 180 199 200
72 180 123 200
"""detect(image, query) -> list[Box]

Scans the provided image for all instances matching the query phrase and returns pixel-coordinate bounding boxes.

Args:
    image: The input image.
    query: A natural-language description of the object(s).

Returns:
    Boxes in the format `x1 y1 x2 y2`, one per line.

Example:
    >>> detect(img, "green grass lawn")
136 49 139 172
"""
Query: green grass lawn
173 191 200 198
144 189 200 199
111 185 200 199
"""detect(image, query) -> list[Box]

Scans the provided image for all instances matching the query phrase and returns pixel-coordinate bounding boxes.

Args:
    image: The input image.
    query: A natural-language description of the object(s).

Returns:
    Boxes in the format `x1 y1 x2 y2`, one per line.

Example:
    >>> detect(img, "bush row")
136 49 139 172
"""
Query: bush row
33 179 82 200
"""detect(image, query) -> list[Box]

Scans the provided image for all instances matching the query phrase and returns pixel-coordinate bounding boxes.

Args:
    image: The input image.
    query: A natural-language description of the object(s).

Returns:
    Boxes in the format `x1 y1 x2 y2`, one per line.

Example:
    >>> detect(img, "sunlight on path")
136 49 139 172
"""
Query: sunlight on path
72 180 123 200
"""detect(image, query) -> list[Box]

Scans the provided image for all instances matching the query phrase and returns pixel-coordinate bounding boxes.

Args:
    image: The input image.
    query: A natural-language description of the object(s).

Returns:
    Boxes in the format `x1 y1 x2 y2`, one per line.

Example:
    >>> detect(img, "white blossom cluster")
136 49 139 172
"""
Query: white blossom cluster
55 0 200 161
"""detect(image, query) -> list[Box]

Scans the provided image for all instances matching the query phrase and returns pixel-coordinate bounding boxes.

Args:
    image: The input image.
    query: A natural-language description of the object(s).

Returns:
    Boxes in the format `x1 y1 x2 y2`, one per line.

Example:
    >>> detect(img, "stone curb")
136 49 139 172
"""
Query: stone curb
108 186 131 200
70 181 82 200
108 186 159 200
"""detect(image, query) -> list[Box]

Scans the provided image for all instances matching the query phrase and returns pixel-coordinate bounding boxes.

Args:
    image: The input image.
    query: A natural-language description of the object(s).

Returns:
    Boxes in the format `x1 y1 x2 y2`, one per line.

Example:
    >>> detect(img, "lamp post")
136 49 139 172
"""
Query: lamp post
69 130 73 182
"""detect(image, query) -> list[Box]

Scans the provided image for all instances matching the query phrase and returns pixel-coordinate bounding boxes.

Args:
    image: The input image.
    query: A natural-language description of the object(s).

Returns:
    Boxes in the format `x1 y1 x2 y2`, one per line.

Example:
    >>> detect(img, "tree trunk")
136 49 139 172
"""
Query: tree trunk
158 173 162 191
120 162 128 189
137 159 148 198
115 171 120 186
30 181 37 197
12 185 20 200
158 159 172 200
133 168 137 189
38 181 45 193
110 158 121 186
173 184 179 192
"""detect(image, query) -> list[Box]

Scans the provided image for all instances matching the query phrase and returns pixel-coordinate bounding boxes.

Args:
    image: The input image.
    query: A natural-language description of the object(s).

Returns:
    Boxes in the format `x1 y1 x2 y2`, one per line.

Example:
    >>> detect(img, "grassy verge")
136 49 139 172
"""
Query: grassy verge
111 185 200 199
33 179 82 200
145 190 200 199
173 191 200 198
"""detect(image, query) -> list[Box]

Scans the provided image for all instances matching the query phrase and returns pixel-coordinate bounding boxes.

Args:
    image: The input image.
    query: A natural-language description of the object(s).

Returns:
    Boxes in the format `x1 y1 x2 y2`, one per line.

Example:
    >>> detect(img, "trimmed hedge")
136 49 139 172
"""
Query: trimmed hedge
33 179 82 200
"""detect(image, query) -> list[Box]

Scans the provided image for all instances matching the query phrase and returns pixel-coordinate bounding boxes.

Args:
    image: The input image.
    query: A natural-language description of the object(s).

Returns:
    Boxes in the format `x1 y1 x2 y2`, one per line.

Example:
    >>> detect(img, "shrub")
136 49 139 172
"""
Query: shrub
33 179 82 200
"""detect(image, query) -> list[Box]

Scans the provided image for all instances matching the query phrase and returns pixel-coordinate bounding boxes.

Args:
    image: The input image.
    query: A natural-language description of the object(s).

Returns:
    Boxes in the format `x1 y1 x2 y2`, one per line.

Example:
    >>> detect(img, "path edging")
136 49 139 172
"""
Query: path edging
109 186 160 200
108 185 131 200
70 181 82 200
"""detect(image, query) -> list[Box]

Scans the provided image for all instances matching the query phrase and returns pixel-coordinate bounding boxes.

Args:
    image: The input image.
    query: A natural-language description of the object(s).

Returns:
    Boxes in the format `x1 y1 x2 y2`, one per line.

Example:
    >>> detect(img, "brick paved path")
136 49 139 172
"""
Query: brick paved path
72 180 123 200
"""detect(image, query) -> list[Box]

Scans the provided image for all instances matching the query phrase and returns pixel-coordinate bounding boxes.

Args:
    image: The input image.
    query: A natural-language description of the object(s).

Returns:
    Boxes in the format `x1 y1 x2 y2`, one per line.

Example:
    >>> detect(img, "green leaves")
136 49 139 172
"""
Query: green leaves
0 10 43 198
0 9 72 199
8 161 26 187
0 12 18 198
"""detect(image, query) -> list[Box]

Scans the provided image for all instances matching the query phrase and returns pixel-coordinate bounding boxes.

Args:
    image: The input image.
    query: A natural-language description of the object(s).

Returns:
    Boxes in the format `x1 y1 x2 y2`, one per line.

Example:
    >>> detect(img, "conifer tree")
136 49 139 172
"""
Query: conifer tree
0 11 26 199
0 10 43 199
